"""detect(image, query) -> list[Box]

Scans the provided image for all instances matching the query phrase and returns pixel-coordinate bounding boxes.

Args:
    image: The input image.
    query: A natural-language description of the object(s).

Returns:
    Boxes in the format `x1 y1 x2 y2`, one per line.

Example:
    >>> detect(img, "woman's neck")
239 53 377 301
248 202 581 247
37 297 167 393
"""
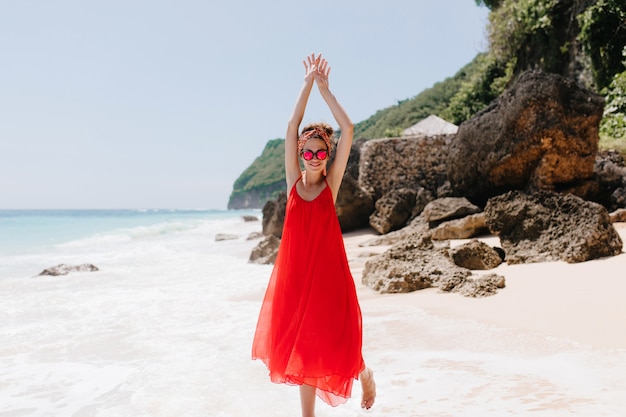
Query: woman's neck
302 170 324 187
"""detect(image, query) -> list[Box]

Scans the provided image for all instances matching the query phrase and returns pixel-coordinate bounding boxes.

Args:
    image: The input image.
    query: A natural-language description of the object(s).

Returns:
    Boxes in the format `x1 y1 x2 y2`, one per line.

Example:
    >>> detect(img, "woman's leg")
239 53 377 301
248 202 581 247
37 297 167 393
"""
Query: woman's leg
360 367 376 409
299 384 316 417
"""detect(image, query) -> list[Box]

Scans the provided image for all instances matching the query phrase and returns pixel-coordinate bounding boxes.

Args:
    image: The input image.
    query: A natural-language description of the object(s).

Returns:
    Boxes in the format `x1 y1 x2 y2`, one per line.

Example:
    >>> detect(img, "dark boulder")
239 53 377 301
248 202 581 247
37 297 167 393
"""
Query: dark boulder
594 150 626 210
262 191 287 238
422 197 481 227
450 239 503 270
369 188 416 234
484 190 623 264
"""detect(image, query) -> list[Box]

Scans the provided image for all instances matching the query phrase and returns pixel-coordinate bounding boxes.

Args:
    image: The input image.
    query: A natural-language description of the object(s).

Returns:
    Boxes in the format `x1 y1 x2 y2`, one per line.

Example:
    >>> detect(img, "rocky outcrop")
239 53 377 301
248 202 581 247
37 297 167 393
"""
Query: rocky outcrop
611 208 626 223
453 274 506 298
484 190 623 264
362 233 505 297
422 197 481 227
228 181 285 210
362 234 470 293
262 191 287 238
249 235 280 265
450 240 503 270
37 264 99 276
359 135 453 201
594 150 626 210
431 213 489 240
215 233 238 241
247 231 264 240
449 70 605 206
369 188 416 234
336 139 375 231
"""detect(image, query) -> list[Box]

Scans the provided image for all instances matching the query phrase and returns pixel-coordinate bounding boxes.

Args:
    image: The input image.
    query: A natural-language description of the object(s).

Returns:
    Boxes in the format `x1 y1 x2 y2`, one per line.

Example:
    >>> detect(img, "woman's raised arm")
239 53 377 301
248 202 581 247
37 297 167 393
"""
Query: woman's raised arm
285 54 319 191
314 57 354 201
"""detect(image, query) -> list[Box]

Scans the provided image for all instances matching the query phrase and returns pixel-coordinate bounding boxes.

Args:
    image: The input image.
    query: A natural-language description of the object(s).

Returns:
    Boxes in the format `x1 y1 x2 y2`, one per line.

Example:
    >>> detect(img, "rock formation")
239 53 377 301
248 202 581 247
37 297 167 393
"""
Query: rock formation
249 235 280 265
359 134 453 201
336 139 375 231
484 190 623 264
369 188 416 234
448 70 605 206
37 264 99 277
421 197 481 227
430 213 488 240
362 233 471 293
261 191 287 238
215 233 238 241
245 70 625 295
361 233 506 297
449 240 503 270
594 150 626 210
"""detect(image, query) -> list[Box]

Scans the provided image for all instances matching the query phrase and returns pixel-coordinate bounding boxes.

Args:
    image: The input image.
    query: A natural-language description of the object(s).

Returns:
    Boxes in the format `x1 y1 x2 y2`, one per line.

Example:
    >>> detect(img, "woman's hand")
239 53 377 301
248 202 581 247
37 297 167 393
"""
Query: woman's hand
314 56 330 90
303 53 320 83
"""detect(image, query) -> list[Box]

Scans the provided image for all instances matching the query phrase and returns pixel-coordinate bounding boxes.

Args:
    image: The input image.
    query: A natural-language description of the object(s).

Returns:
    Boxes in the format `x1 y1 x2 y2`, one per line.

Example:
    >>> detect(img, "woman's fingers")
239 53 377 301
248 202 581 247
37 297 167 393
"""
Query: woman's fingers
304 53 331 82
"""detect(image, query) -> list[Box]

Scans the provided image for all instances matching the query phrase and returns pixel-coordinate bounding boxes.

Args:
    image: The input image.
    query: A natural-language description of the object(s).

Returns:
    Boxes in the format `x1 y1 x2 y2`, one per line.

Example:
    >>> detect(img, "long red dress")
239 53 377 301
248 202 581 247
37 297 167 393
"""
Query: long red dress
252 177 365 406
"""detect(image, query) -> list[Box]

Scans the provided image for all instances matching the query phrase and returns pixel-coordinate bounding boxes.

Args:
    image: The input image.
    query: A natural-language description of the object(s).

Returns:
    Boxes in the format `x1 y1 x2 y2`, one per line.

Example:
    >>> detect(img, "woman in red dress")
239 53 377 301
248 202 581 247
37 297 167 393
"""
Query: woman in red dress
252 53 376 416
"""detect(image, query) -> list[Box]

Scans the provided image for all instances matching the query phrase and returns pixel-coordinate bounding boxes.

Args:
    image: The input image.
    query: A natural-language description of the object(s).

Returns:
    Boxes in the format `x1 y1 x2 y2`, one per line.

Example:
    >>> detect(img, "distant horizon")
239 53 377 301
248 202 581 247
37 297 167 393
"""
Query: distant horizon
0 1 489 210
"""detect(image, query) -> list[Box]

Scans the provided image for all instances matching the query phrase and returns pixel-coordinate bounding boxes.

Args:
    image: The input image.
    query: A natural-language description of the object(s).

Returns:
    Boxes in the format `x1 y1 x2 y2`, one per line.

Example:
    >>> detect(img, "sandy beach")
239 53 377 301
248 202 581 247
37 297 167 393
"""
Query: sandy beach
335 223 626 416
2 213 625 416
345 222 626 350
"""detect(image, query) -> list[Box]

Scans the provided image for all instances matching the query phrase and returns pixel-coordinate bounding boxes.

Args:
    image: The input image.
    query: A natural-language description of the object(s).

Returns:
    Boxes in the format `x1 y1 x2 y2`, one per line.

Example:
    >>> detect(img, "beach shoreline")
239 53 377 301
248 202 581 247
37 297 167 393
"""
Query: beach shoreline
344 222 626 350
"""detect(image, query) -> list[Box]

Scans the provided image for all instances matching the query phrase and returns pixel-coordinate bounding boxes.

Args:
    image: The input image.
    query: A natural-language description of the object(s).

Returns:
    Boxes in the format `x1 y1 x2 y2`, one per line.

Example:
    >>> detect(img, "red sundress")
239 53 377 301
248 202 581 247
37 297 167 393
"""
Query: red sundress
252 177 365 406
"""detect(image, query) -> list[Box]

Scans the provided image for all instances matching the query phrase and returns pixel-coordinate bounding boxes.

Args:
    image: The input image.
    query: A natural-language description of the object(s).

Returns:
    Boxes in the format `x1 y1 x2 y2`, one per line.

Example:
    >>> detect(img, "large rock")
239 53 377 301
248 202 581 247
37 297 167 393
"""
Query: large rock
249 235 280 265
359 214 430 247
369 188 416 234
359 135 453 201
449 70 604 206
431 213 489 240
450 239 503 270
594 150 626 210
484 190 623 264
362 232 505 297
362 233 471 294
336 139 375 231
262 191 287 238
422 197 481 226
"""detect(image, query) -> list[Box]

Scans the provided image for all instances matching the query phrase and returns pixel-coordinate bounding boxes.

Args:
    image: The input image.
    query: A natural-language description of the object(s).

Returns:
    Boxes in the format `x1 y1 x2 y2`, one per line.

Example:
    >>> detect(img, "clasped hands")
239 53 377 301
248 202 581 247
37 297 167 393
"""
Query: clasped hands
303 52 330 88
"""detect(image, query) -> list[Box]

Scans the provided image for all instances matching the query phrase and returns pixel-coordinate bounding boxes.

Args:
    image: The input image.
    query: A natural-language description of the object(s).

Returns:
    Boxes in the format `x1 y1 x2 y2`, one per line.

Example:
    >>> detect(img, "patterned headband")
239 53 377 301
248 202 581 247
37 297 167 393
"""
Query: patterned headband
298 128 332 155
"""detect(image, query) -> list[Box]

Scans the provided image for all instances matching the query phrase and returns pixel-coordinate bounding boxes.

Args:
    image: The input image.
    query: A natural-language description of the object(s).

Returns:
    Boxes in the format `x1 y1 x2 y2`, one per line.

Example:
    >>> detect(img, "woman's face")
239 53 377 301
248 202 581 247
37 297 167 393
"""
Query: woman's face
300 138 329 173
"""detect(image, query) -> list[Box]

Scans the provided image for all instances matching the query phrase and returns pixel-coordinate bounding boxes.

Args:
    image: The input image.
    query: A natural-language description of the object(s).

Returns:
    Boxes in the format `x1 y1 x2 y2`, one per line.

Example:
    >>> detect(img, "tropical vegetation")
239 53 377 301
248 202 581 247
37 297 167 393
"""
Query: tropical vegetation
229 0 626 208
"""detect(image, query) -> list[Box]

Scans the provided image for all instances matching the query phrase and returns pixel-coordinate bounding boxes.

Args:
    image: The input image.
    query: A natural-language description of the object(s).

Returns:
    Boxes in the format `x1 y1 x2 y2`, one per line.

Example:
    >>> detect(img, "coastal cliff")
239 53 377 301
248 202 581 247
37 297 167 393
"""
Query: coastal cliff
227 139 286 209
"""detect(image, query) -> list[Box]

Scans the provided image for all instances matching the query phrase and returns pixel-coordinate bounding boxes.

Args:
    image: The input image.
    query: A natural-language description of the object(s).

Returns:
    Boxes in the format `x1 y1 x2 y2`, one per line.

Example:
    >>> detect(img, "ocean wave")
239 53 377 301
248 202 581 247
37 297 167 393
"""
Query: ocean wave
56 215 260 250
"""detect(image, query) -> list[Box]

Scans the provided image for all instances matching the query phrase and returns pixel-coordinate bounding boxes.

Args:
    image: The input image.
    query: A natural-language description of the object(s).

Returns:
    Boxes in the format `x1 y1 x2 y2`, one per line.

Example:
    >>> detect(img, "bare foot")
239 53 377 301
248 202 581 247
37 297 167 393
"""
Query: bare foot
360 367 376 409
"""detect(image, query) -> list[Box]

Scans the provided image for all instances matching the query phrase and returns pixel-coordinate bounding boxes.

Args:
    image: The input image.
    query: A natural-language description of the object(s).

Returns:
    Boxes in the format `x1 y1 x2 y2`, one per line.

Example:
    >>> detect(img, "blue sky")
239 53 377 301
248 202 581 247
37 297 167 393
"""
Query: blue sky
0 0 489 209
